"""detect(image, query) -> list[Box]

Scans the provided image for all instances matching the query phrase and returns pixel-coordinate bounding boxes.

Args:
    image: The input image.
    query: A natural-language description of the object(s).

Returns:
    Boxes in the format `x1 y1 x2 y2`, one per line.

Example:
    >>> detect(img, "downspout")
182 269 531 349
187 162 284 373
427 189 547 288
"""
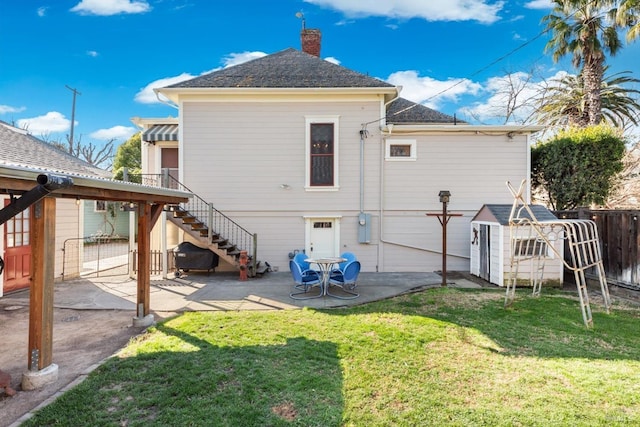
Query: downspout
0 174 73 225
376 87 402 271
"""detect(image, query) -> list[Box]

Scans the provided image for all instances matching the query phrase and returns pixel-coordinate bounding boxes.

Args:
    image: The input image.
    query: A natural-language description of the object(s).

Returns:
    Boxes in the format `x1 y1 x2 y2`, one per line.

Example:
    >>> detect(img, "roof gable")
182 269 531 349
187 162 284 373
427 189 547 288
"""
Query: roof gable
168 48 394 89
473 204 558 225
0 121 111 179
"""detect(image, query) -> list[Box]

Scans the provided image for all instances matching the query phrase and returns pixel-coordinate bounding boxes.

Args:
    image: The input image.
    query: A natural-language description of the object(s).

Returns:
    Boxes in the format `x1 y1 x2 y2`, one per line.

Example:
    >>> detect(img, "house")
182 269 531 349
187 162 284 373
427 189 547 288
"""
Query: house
0 121 114 295
135 29 543 275
470 204 564 287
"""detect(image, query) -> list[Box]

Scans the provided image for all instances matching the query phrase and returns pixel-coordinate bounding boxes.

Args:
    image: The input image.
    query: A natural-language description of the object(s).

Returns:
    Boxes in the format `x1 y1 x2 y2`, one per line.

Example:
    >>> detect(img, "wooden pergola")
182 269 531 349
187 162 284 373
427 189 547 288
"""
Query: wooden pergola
0 164 189 388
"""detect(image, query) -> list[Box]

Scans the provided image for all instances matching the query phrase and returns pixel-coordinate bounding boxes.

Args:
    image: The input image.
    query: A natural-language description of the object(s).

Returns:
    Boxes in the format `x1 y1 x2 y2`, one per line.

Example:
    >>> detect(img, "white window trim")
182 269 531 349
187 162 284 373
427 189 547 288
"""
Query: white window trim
94 200 107 212
305 115 340 191
385 139 417 161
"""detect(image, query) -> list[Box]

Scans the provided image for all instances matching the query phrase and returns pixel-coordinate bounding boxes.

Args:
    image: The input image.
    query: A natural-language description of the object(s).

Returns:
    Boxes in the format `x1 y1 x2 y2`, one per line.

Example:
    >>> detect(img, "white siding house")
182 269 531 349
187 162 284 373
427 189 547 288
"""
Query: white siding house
135 30 543 274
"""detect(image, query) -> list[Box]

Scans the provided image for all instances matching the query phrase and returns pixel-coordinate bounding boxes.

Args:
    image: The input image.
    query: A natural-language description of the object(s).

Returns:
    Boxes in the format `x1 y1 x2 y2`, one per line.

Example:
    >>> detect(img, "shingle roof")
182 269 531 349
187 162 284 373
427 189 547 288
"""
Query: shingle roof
386 97 461 124
481 204 558 225
166 47 461 125
168 48 394 89
0 121 112 179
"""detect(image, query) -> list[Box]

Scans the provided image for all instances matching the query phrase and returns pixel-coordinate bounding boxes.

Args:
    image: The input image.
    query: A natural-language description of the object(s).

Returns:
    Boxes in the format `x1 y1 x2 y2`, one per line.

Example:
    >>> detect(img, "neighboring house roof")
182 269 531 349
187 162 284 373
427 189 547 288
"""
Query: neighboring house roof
0 120 190 204
473 204 558 225
0 120 112 179
168 48 395 89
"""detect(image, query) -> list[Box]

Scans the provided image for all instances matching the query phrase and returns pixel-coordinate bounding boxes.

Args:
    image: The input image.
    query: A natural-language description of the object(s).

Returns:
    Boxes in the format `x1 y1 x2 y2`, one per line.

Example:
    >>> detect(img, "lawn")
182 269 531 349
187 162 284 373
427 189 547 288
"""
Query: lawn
23 288 640 426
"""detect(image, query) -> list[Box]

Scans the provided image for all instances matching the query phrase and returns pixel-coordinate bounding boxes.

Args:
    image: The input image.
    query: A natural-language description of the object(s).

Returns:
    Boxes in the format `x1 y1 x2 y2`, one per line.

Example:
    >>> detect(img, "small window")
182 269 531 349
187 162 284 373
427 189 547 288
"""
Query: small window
95 200 106 212
386 139 417 161
313 221 332 228
514 239 548 257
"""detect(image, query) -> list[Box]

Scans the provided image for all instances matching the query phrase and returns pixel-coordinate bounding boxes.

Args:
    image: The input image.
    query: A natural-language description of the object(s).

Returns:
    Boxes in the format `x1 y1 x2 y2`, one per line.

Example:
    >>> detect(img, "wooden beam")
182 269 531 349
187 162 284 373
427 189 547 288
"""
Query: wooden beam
150 204 165 229
136 202 151 317
28 197 56 370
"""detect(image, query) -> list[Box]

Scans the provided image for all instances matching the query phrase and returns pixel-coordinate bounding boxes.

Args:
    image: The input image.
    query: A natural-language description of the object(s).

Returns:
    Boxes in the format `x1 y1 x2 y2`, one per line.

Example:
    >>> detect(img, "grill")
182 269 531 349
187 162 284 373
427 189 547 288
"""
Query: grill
173 241 219 277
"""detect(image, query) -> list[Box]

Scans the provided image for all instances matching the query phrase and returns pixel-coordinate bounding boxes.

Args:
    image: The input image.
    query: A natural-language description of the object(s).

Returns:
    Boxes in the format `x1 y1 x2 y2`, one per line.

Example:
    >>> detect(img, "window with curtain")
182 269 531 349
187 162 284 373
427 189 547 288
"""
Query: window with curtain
310 123 334 186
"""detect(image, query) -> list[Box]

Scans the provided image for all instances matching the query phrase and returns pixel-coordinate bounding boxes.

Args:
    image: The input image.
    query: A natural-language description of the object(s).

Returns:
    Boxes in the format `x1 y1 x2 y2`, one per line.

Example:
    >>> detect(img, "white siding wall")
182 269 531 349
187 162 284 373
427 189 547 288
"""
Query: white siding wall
502 224 564 286
55 199 82 280
380 134 529 272
177 99 531 272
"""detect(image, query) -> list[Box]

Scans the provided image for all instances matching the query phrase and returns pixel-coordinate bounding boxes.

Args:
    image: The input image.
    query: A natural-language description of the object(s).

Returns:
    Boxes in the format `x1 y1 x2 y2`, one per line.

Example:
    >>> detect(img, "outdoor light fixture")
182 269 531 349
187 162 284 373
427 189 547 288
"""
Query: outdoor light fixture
439 190 451 204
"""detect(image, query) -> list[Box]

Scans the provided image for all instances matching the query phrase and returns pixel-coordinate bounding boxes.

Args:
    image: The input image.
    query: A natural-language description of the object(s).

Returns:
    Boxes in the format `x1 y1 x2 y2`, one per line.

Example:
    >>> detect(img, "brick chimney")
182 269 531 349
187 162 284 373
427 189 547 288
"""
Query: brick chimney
301 29 321 57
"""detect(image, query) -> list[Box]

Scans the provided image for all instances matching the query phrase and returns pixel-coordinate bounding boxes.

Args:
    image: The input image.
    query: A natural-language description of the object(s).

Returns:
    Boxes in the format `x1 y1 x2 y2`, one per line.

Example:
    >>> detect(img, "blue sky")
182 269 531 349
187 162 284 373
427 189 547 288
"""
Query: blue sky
1 0 639 152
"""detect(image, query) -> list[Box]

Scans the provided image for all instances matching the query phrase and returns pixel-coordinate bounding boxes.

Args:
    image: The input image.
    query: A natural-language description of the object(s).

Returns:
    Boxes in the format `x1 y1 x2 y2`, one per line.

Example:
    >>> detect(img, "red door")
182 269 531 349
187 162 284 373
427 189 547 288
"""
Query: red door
161 148 179 187
3 200 32 293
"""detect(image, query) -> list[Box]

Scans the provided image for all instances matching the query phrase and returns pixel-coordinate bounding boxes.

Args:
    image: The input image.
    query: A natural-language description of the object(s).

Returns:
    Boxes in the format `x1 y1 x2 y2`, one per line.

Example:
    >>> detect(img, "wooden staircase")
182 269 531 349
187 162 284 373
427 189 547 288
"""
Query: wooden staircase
166 205 258 276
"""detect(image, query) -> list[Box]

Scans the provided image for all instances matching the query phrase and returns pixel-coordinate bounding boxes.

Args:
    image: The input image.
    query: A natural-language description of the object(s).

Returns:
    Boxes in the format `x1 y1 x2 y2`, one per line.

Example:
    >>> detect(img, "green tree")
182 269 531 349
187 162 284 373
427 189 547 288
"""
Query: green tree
536 68 640 128
112 132 142 183
532 125 626 210
542 0 639 126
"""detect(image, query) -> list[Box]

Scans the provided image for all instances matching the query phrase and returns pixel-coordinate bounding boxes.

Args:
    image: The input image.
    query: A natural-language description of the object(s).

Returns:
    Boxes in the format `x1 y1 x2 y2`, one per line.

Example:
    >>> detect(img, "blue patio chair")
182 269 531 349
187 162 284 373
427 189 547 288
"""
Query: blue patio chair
330 252 357 277
328 260 360 299
289 260 323 300
293 252 312 271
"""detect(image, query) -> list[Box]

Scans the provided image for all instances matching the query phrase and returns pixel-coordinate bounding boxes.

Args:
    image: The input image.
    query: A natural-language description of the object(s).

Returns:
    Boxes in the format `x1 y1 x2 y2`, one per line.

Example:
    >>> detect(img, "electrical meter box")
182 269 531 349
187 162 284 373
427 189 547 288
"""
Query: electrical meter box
358 213 371 243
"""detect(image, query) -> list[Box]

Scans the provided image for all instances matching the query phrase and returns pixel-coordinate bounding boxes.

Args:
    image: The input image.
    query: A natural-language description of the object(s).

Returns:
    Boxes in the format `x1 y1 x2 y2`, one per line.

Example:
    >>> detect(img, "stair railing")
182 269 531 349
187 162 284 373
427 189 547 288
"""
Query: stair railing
127 169 257 272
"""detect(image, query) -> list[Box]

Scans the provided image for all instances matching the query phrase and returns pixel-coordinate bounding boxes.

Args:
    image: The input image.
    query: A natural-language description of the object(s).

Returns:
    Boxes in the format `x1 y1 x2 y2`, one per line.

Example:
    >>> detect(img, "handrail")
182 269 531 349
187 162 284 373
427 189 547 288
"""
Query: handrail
127 170 257 271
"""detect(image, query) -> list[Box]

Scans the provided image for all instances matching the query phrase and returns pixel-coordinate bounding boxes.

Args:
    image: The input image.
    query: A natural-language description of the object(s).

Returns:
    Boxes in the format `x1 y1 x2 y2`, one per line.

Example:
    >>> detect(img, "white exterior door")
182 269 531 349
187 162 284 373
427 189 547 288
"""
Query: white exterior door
305 217 340 258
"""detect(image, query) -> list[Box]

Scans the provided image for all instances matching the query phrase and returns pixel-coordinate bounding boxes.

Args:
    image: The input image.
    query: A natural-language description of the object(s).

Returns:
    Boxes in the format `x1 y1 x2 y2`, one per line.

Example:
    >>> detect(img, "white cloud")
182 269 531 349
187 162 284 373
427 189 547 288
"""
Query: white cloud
222 51 267 68
325 57 341 65
524 0 553 10
134 73 196 104
37 7 47 17
70 0 151 16
86 50 99 57
135 51 267 105
303 0 504 24
17 111 71 135
386 70 482 109
0 105 26 114
90 125 136 140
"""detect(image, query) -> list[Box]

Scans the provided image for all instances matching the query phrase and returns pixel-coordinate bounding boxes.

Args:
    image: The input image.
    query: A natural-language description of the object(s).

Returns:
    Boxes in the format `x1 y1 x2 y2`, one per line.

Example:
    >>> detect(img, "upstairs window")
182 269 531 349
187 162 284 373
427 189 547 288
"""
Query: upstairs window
306 116 339 190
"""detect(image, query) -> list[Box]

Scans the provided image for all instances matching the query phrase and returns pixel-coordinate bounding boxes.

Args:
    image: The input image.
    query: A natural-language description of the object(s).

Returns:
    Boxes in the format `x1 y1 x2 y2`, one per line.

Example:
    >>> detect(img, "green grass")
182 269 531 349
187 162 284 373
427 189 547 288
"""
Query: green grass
23 288 640 426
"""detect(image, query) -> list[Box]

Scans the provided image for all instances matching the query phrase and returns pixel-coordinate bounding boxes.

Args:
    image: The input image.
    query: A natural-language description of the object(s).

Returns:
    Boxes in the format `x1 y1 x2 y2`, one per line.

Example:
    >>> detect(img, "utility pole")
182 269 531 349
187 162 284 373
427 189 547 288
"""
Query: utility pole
65 85 81 151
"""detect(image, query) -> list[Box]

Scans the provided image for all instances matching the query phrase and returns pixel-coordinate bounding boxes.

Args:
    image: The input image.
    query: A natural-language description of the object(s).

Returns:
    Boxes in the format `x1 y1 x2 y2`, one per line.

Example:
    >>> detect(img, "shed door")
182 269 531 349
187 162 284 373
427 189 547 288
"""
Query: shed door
3 201 32 293
478 224 490 281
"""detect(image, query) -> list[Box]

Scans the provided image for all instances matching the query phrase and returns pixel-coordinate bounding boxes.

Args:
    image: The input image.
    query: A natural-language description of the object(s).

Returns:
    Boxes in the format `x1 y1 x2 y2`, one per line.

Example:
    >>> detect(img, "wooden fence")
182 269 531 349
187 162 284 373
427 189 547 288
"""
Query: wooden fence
555 209 640 290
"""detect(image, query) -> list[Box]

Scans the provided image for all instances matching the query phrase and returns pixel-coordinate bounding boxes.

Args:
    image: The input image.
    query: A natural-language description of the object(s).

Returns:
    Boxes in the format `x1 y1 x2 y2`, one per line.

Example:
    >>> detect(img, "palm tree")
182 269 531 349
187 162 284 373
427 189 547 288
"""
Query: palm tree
536 68 640 129
616 0 640 42
542 0 635 126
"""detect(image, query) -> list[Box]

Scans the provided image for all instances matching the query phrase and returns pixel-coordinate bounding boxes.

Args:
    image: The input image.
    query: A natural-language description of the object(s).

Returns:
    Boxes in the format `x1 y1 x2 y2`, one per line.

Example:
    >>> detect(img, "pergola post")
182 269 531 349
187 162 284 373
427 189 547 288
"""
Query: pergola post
133 202 154 327
22 197 58 390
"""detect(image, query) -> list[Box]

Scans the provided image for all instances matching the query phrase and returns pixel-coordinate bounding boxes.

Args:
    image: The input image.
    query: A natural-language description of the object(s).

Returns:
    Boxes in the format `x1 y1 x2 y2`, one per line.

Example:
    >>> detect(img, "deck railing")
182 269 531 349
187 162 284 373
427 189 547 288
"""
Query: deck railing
126 169 257 271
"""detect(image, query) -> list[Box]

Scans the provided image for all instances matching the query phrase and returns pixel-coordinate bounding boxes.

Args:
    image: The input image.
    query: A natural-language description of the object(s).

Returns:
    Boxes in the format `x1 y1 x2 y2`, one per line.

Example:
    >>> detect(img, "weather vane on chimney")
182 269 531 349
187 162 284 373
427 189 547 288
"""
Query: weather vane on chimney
296 11 306 30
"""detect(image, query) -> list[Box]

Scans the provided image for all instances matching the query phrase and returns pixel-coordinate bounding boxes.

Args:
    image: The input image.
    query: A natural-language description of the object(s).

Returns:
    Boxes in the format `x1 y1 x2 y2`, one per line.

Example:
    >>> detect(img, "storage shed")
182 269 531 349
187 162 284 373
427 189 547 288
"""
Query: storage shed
470 204 564 287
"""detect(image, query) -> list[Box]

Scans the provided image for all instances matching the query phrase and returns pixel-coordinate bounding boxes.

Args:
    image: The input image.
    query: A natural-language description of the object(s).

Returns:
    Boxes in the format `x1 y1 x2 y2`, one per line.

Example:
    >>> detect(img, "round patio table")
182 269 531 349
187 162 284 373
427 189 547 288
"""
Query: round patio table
305 257 346 296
